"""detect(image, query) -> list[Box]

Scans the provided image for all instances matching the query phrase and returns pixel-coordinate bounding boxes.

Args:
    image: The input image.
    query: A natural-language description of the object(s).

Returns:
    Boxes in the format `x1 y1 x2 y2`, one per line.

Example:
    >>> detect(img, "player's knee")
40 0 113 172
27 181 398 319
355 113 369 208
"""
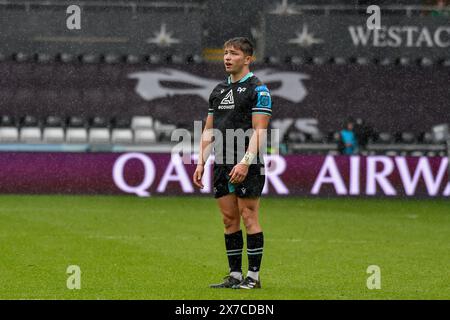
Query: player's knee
222 212 239 229
240 207 258 227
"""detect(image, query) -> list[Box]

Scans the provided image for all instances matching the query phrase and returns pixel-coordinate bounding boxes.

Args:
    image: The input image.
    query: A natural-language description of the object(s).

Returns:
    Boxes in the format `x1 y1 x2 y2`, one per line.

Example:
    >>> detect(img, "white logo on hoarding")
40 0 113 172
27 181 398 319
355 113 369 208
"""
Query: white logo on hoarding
129 68 309 103
270 0 299 15
112 153 288 197
311 156 449 196
113 153 156 197
146 23 181 47
129 69 213 102
348 26 450 48
257 69 309 103
288 24 324 47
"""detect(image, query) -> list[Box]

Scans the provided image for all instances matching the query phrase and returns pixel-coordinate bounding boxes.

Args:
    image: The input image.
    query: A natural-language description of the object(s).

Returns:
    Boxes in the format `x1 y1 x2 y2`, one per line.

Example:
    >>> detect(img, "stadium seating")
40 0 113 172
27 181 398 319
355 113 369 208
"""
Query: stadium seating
131 116 154 130
0 1 447 156
134 129 157 144
111 129 134 144
1 115 15 127
90 116 109 128
0 113 180 147
0 127 19 142
153 120 177 142
18 115 41 143
0 111 445 156
20 127 42 143
43 128 65 143
89 128 111 144
432 124 449 143
65 116 88 143
377 132 393 144
4 48 447 68
112 117 132 129
42 116 64 143
66 128 88 143
0 116 18 142
401 132 416 144
131 116 158 144
68 116 87 128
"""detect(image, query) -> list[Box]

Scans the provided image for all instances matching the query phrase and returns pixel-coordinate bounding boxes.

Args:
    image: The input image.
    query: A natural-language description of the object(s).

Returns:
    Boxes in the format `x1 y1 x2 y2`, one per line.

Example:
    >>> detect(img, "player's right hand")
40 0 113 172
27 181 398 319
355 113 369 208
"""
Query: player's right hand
193 164 204 189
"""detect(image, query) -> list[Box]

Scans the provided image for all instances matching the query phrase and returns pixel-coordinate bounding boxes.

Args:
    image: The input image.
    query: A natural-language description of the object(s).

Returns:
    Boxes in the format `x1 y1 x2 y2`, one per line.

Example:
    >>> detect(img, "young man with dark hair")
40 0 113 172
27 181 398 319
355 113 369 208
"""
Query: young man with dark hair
192 37 272 289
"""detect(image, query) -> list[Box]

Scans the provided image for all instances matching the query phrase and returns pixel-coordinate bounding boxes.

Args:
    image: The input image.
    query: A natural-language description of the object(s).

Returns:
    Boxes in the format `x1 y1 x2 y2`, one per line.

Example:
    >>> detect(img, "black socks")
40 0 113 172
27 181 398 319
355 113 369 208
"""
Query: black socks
224 230 243 273
224 230 264 280
247 232 264 273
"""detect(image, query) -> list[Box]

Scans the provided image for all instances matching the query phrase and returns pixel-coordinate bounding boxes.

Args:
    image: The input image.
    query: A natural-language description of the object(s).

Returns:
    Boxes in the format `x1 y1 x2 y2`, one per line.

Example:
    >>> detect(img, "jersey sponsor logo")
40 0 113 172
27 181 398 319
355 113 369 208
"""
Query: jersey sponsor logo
237 87 246 93
220 90 234 105
218 104 235 110
129 68 309 104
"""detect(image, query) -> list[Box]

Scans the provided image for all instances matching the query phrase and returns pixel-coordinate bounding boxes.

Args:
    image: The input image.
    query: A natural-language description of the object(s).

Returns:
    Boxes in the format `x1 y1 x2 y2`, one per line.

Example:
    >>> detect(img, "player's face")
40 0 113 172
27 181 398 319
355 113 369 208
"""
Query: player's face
223 46 249 74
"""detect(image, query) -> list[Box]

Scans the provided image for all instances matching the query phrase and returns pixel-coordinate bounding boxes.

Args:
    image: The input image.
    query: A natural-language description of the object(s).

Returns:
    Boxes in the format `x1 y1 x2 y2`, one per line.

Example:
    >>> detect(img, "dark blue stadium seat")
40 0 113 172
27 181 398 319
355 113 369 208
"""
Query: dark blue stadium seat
90 116 109 128
67 116 87 128
21 115 39 127
0 115 16 127
112 117 131 129
45 115 64 127
401 132 416 144
377 132 393 144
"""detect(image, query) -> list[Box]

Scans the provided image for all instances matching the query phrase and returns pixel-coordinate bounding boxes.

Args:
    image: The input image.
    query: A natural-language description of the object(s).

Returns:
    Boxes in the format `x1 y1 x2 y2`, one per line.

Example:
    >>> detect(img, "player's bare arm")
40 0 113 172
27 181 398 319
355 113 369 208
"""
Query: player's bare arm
193 114 214 189
229 114 270 184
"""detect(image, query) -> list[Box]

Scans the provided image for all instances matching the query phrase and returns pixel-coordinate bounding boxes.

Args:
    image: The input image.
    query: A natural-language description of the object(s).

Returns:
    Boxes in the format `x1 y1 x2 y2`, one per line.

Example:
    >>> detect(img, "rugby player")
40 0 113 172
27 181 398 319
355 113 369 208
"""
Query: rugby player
192 37 272 289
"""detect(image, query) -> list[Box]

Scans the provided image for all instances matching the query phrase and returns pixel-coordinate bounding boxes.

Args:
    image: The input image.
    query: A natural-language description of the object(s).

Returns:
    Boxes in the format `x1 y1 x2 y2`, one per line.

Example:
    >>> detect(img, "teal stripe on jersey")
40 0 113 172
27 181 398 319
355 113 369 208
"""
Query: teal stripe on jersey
227 72 254 84
239 72 254 83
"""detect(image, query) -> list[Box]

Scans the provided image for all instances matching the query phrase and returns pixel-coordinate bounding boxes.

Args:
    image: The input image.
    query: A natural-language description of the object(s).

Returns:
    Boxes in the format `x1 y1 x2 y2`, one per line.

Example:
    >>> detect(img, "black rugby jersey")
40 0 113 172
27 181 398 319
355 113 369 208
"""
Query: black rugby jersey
207 71 272 165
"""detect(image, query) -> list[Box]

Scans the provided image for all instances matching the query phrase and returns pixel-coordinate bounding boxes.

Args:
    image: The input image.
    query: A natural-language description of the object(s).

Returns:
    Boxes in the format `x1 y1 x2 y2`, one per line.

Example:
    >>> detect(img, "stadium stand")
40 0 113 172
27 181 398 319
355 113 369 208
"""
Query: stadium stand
0 0 448 157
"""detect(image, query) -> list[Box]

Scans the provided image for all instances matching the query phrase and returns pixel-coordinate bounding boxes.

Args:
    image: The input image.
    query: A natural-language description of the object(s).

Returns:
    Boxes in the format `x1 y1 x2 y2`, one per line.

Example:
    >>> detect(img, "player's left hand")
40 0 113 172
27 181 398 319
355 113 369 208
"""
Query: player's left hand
229 164 249 184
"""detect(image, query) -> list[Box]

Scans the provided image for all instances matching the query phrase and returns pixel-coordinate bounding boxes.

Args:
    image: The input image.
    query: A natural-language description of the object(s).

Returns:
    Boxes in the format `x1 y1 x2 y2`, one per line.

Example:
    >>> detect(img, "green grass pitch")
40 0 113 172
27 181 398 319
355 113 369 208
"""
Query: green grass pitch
0 195 448 299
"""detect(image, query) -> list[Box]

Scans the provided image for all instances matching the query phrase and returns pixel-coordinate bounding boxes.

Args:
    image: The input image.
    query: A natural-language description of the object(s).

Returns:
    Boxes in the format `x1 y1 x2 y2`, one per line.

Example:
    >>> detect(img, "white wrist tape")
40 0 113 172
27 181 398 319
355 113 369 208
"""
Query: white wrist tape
240 151 256 166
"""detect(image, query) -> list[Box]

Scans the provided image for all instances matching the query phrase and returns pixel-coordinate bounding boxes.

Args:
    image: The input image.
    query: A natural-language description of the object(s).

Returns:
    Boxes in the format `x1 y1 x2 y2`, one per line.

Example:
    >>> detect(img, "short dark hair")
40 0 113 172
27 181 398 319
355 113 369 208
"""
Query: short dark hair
223 37 254 56
343 117 355 128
